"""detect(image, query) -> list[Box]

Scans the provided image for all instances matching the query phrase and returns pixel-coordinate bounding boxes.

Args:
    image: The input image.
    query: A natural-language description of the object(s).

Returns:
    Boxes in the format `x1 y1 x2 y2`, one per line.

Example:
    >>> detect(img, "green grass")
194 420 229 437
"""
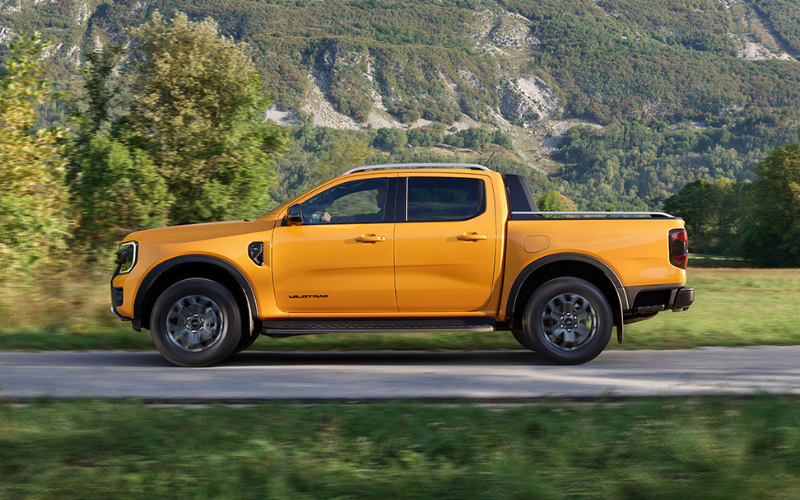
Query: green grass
620 268 800 349
687 253 748 268
1 268 798 351
1 397 799 499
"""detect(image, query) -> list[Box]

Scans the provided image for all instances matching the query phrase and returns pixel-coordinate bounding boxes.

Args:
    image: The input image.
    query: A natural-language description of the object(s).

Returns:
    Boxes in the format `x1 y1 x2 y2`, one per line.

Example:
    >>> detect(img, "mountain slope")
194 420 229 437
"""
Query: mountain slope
3 0 800 210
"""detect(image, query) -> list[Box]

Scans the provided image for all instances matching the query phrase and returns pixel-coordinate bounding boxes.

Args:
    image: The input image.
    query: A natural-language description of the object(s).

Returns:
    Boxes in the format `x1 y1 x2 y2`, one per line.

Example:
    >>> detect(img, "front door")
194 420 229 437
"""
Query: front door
272 177 397 313
394 175 497 312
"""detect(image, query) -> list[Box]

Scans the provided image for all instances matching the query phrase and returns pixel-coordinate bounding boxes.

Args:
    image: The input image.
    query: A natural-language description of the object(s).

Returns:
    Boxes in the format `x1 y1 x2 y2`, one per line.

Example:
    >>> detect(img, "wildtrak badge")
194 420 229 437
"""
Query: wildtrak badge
289 294 329 299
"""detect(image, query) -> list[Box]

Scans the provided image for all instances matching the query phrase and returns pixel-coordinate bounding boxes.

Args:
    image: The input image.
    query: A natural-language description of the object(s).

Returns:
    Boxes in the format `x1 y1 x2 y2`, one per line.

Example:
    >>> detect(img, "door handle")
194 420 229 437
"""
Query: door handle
457 233 487 241
355 235 386 243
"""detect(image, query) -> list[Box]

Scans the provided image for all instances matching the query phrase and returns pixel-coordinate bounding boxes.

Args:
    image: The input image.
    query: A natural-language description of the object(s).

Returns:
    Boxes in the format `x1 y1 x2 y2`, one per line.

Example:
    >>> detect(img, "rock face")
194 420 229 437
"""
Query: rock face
499 77 559 127
4 0 797 137
489 18 539 50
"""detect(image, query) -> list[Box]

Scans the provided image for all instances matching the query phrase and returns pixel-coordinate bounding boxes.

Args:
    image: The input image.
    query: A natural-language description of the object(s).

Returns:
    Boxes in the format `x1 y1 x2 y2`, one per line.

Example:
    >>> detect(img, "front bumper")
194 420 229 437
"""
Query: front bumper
110 305 129 321
110 265 133 322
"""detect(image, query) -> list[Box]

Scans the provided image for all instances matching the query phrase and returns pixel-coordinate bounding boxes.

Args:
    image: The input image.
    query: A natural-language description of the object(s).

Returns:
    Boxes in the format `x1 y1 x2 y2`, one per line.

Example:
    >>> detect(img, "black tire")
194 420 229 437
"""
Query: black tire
233 331 260 354
151 278 242 367
521 277 612 365
511 330 535 351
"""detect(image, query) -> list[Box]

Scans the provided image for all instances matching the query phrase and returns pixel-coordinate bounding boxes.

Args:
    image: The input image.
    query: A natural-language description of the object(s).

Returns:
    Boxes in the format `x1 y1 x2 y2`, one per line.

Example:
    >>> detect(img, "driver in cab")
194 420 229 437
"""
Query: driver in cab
316 181 388 224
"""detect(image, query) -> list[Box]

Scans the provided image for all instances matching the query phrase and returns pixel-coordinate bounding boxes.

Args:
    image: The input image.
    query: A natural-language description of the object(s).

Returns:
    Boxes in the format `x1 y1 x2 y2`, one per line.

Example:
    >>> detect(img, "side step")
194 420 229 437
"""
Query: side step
262 318 496 336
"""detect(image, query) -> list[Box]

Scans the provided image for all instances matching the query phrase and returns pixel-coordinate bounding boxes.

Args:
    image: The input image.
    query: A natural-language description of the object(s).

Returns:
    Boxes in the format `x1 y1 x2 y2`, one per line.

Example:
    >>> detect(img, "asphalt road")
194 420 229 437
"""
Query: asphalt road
1 346 799 401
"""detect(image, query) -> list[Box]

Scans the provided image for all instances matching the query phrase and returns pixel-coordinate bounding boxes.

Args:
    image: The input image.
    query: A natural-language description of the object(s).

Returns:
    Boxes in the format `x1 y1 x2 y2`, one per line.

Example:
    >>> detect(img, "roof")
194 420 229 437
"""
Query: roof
340 163 492 176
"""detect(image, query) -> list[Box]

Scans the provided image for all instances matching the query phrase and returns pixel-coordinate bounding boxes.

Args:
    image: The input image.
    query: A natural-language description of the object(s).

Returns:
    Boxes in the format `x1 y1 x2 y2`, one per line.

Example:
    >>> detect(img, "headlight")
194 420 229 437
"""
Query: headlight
116 241 138 274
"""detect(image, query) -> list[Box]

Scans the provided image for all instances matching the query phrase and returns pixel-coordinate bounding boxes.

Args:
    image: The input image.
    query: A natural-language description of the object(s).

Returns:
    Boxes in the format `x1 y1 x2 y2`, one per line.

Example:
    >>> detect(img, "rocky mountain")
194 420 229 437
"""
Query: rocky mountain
4 0 800 209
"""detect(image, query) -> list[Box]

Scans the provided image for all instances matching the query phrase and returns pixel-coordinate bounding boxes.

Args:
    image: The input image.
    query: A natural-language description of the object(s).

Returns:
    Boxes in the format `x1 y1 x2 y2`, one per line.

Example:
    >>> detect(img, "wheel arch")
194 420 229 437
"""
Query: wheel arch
505 253 625 340
133 255 258 335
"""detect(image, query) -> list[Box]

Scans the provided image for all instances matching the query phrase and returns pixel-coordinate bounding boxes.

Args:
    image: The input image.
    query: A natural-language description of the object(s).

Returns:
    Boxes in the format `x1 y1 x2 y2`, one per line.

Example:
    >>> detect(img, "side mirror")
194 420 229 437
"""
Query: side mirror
286 204 302 226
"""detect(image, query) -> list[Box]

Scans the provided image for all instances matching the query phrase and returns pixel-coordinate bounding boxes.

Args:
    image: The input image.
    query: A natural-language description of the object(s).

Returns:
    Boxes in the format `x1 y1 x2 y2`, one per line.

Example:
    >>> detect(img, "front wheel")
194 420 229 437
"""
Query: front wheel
511 330 535 351
521 277 613 365
151 278 242 367
233 331 260 354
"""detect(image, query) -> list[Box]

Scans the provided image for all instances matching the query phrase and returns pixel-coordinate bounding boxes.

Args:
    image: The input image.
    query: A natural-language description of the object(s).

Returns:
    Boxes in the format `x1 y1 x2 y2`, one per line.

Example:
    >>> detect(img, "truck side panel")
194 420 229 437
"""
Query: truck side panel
499 218 687 321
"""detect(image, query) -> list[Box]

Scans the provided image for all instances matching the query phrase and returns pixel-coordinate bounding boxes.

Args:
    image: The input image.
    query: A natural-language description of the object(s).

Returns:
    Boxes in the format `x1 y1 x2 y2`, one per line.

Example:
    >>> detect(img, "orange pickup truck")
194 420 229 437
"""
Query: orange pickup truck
111 163 694 366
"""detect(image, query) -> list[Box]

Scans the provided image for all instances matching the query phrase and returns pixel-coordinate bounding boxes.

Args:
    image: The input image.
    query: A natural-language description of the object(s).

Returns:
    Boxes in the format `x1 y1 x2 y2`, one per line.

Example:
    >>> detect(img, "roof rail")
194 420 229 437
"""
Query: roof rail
340 163 492 176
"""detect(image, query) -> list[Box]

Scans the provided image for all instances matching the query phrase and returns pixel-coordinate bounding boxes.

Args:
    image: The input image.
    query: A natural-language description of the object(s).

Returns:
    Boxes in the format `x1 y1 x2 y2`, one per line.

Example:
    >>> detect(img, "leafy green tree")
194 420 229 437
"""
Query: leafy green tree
66 46 169 254
70 133 169 251
373 127 407 154
663 178 747 256
315 138 375 181
537 190 577 212
67 47 125 139
741 143 800 267
663 179 714 238
124 11 288 224
0 32 69 273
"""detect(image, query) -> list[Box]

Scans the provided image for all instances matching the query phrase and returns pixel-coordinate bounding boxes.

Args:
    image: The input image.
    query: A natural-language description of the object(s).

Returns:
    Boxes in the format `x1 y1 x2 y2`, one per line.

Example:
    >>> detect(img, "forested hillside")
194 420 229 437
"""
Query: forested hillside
3 0 800 211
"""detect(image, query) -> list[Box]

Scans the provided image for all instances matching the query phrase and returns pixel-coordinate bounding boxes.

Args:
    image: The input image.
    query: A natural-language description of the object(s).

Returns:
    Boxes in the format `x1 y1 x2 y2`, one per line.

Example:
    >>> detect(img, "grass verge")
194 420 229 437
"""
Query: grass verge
1 268 798 351
1 397 799 499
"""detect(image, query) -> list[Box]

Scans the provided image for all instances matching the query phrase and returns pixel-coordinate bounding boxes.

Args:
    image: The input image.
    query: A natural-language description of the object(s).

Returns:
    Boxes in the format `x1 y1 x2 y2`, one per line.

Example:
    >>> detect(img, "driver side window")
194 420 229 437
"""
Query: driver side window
300 178 390 224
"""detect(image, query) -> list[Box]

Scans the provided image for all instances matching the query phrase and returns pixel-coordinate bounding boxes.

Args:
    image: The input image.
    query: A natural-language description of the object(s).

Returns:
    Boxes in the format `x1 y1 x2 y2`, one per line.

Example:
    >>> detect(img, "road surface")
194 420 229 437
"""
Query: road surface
1 346 798 401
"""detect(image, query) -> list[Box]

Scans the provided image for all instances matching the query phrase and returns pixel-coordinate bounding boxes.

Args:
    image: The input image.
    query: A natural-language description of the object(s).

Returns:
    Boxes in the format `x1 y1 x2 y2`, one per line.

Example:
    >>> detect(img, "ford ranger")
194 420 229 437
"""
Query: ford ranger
111 163 694 366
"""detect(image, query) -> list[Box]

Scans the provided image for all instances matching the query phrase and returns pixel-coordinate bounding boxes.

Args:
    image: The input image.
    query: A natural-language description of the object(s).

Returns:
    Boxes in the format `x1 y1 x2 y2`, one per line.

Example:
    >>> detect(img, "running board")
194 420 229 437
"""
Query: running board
262 318 496 336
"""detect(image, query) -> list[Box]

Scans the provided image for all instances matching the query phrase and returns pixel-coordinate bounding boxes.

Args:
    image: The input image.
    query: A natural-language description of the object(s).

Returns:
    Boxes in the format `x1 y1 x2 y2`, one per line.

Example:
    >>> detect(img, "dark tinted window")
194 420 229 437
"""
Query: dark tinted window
406 177 485 222
300 178 389 224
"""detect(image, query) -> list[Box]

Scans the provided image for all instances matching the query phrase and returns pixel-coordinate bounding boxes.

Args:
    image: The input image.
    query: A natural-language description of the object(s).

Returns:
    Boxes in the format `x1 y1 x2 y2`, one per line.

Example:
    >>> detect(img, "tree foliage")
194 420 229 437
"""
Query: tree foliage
373 127 408 154
663 142 800 266
0 32 69 273
553 112 800 211
752 0 800 54
123 11 288 224
663 178 747 256
66 46 170 253
740 143 800 267
66 11 290 252
315 138 375 182
537 190 577 212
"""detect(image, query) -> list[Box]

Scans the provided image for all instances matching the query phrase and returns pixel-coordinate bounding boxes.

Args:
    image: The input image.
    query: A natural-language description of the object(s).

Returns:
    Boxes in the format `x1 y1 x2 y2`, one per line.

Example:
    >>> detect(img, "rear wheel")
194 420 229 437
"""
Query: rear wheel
521 277 612 365
151 278 242 367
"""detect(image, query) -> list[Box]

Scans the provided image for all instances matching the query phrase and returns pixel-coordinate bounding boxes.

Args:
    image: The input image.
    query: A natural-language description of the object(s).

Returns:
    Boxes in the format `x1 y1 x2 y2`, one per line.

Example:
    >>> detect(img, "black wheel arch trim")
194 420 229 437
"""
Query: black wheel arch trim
504 253 626 340
133 255 259 332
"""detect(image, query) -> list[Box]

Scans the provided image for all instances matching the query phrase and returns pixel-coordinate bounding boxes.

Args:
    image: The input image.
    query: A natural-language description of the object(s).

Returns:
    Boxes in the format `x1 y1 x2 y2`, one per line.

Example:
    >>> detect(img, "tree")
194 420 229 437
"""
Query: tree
315 138 375 181
66 46 170 254
70 133 169 251
663 178 748 256
373 127 407 154
124 11 288 224
663 179 714 240
537 190 577 212
0 32 69 273
741 143 800 267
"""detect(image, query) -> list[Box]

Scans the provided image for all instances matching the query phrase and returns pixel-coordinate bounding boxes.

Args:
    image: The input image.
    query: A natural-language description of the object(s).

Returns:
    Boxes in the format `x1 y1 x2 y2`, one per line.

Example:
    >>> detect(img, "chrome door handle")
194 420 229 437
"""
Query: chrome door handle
457 233 487 241
355 235 386 243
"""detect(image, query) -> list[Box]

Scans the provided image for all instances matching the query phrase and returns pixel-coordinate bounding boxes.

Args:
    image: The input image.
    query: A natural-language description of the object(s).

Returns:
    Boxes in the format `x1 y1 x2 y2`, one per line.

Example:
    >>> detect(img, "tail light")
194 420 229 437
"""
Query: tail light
669 229 688 269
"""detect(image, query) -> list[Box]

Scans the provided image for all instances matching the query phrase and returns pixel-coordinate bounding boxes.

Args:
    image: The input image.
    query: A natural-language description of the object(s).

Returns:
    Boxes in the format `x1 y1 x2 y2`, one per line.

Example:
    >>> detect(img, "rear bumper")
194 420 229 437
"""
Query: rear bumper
622 284 695 315
671 287 694 312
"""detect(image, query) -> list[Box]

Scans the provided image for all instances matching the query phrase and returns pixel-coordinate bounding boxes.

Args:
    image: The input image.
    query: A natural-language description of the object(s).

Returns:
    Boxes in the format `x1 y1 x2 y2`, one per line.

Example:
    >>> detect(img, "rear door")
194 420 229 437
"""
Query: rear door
394 174 497 312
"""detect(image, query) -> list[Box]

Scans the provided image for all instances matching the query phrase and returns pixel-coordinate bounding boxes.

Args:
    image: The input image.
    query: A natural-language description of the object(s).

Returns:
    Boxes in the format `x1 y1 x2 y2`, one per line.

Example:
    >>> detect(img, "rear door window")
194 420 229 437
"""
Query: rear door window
405 177 485 222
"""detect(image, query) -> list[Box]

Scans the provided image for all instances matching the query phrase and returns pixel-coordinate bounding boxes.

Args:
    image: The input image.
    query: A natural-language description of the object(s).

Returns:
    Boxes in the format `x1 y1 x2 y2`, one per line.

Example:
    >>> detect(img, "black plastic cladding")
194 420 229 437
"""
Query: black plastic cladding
133 255 258 333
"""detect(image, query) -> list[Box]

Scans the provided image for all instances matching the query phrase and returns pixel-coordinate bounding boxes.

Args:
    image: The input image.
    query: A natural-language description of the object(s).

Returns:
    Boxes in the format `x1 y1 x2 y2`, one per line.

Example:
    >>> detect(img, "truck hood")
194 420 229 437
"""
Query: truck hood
124 219 276 245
